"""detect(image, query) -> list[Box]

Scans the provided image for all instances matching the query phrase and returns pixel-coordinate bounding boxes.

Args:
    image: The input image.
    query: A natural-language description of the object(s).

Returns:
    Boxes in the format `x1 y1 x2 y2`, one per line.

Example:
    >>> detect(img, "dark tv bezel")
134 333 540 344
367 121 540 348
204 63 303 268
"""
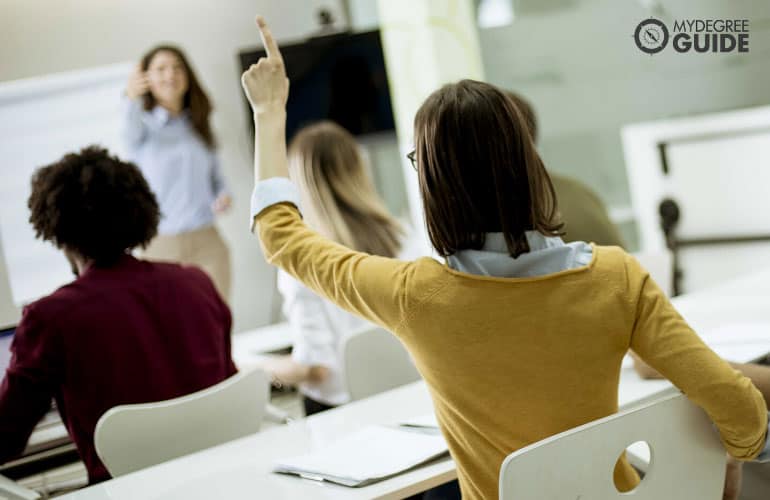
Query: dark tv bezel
238 29 395 140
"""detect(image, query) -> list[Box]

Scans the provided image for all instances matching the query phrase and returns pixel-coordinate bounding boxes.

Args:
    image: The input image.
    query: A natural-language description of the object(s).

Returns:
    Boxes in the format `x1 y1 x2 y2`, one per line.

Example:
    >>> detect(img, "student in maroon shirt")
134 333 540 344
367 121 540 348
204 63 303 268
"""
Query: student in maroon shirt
0 146 237 483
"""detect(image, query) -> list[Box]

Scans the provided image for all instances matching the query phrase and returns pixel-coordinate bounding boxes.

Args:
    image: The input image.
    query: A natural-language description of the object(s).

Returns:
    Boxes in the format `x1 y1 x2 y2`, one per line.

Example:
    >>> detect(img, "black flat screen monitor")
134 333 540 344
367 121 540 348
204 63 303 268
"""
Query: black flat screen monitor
239 30 396 141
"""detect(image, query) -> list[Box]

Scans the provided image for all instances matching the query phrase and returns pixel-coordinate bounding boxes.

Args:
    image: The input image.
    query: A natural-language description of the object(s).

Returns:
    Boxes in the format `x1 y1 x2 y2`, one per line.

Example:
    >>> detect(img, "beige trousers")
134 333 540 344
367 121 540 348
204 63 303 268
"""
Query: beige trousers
143 225 231 302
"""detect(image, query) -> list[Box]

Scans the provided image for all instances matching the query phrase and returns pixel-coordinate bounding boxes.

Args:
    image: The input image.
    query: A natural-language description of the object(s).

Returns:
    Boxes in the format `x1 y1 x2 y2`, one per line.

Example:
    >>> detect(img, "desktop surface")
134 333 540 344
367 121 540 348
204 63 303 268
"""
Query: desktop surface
30 269 770 499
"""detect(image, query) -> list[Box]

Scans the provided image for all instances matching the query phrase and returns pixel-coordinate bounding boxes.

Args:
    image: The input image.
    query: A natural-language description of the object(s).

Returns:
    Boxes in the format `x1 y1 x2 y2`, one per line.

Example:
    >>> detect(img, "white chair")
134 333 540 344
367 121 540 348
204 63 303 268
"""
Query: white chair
633 250 674 297
94 368 269 477
499 392 726 500
0 475 39 500
343 326 421 401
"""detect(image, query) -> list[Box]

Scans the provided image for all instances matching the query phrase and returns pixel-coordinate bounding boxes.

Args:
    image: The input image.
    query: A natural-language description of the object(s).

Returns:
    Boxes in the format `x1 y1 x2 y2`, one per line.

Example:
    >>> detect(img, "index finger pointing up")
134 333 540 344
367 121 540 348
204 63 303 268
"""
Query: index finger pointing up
256 16 283 65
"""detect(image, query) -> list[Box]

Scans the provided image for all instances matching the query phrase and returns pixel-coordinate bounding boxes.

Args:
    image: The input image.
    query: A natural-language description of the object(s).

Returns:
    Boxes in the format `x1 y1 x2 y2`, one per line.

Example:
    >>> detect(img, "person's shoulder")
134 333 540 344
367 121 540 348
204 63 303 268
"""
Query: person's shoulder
400 256 450 290
550 172 590 191
17 281 85 334
551 173 604 205
590 245 630 267
150 261 228 310
147 260 213 285
590 245 650 287
27 278 91 314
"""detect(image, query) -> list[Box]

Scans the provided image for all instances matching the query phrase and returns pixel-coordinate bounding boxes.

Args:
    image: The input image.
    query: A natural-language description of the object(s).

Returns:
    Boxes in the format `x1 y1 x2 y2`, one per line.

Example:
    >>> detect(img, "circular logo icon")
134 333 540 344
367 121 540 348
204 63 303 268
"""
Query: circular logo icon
634 18 669 54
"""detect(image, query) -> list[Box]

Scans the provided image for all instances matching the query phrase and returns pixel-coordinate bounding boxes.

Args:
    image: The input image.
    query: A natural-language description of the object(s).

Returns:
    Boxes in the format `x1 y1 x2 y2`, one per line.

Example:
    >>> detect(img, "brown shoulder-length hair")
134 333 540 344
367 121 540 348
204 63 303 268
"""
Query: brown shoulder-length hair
413 79 562 258
140 45 215 148
288 121 403 258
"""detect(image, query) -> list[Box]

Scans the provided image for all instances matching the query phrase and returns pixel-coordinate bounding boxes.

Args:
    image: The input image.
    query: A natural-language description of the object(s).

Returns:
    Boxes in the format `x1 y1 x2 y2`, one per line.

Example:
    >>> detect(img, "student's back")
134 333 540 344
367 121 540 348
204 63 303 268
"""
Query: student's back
241 30 767 500
265 121 411 414
4 256 234 482
257 203 770 499
396 246 643 497
0 146 235 485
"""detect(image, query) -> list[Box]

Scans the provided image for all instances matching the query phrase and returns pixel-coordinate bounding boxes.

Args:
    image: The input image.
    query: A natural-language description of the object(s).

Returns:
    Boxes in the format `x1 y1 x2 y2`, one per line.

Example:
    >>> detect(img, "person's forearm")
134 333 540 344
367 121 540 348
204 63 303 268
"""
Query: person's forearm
261 355 329 386
121 95 147 147
634 355 770 411
253 107 289 182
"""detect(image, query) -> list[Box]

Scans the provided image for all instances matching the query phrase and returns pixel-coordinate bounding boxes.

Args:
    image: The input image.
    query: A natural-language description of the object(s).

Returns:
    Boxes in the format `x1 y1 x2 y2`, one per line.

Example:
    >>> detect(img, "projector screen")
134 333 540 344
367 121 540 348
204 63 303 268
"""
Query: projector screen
0 63 131 306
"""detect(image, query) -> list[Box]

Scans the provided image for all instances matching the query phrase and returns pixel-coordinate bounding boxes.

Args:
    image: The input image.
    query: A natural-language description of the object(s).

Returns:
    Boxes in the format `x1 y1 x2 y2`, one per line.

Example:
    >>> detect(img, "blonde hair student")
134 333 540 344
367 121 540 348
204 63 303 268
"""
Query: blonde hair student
260 121 413 415
289 121 403 258
243 18 768 500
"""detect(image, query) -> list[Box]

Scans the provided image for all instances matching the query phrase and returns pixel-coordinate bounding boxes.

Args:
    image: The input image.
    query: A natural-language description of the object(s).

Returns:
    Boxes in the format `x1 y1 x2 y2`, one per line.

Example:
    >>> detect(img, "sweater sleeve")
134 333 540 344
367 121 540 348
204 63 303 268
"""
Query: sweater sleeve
0 305 59 463
255 203 415 335
626 254 768 460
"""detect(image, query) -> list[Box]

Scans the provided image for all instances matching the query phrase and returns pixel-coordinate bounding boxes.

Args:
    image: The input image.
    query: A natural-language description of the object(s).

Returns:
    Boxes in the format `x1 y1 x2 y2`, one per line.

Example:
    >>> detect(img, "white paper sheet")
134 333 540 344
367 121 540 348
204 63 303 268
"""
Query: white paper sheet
273 425 448 487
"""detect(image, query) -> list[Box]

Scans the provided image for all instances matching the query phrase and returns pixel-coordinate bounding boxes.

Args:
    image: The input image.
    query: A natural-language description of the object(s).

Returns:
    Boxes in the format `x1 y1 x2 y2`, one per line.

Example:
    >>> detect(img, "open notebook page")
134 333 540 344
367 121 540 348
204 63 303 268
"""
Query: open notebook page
273 425 448 487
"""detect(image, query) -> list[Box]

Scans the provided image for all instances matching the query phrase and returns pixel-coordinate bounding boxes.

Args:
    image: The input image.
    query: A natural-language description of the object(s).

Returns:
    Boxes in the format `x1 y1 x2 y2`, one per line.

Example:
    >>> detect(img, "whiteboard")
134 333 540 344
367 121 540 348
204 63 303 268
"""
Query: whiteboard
622 106 770 294
0 63 132 306
665 130 770 239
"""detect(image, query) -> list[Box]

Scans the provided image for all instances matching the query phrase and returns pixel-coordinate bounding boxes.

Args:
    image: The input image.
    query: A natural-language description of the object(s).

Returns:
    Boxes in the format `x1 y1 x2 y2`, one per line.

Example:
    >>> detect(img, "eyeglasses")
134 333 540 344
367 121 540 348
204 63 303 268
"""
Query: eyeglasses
406 150 417 170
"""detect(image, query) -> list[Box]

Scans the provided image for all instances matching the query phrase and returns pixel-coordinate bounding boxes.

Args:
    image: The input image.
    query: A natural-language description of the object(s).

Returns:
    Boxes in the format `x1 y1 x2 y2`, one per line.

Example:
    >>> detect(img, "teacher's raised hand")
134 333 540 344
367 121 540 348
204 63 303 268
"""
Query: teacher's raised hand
242 16 290 186
241 16 289 115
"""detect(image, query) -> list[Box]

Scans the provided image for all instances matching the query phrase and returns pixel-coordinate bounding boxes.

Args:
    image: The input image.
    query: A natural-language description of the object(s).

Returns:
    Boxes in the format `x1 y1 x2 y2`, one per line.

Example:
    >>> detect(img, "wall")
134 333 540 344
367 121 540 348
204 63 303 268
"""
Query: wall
478 0 770 249
0 0 347 331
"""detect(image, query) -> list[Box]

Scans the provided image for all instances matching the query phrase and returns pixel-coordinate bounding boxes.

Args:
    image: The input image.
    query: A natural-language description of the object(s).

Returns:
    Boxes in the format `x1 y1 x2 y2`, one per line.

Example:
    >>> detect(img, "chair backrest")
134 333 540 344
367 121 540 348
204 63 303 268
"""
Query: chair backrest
633 250 674 297
94 368 269 477
343 326 421 401
499 392 726 500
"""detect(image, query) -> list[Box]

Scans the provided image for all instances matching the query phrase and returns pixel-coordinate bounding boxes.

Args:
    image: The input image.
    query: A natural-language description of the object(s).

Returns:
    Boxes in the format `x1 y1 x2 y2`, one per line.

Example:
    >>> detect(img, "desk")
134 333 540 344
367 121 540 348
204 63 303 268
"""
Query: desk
231 322 293 368
56 275 770 500
58 383 453 500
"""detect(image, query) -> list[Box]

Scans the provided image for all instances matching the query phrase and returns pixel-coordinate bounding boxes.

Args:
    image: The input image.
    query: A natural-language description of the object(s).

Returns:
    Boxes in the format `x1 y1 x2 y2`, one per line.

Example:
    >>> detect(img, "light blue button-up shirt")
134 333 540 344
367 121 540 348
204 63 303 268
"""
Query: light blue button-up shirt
122 98 229 236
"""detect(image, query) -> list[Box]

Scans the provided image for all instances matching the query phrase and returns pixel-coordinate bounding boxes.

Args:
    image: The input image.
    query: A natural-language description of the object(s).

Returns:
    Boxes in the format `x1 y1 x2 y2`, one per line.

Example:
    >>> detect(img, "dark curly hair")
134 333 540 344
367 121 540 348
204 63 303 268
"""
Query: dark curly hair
28 146 160 267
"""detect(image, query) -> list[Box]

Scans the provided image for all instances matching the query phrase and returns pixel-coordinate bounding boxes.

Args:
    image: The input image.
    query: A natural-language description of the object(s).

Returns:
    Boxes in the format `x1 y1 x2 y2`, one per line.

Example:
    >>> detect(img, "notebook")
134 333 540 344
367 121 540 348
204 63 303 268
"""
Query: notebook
273 425 449 487
399 413 440 430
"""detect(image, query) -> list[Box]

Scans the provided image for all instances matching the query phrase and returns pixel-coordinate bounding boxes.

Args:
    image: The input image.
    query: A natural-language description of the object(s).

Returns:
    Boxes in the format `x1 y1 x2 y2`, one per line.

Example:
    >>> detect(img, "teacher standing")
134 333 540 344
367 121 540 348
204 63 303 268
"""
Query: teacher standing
122 45 232 301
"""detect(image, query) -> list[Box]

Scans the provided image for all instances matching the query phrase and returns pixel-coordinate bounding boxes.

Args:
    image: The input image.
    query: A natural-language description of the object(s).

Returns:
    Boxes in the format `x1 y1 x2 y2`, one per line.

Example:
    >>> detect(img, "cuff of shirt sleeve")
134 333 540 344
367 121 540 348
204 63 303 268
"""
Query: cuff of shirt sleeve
250 177 301 228
756 415 770 463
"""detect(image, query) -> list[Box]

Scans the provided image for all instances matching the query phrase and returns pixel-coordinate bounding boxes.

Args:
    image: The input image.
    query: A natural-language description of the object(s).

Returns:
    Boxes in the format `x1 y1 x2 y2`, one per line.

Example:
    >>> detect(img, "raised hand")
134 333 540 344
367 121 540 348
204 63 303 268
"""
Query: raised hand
243 16 290 190
241 16 289 114
126 63 149 100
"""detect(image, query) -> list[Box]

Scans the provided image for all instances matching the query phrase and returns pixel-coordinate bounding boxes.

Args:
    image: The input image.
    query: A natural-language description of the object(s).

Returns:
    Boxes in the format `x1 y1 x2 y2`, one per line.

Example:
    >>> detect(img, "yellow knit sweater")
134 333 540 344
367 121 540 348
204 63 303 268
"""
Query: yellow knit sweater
256 203 767 500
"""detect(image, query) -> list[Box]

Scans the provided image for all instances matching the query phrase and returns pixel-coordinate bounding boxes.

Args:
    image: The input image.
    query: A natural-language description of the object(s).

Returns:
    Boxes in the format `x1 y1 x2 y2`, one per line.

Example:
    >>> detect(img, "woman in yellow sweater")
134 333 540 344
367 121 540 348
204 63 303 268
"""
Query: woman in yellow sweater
242 18 768 500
